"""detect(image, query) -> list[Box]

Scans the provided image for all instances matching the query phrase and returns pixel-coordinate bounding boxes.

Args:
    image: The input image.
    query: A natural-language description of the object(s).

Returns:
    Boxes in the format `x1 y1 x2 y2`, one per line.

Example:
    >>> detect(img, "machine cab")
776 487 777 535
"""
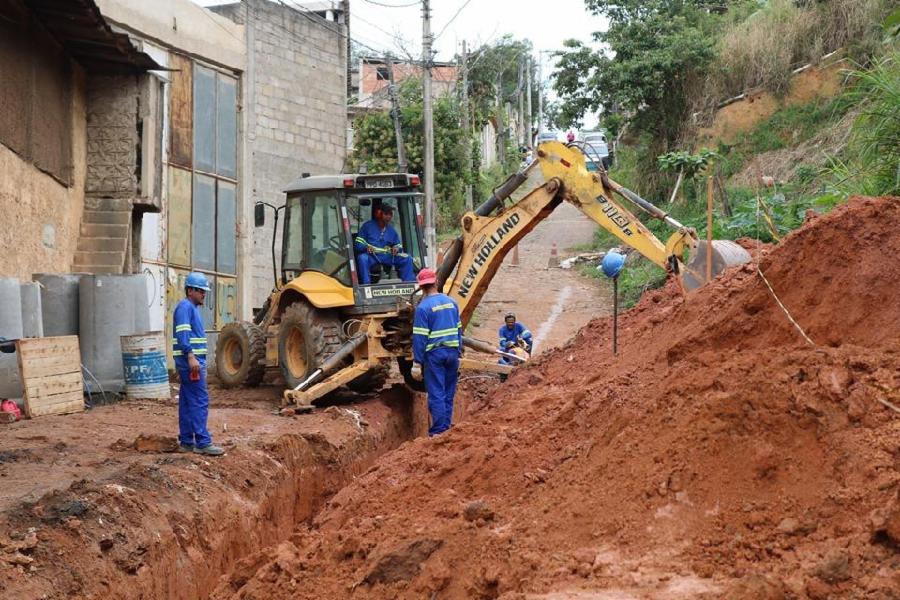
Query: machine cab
280 173 426 310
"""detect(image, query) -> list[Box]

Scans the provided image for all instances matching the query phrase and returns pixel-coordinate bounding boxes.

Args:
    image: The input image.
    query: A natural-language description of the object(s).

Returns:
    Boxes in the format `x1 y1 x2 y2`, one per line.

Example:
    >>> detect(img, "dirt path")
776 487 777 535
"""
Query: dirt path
468 201 609 354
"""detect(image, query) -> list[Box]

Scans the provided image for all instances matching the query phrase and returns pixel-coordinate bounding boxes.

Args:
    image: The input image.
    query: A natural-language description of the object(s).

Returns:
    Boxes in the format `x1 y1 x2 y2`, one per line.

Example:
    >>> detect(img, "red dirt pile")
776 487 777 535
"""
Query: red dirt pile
213 197 900 600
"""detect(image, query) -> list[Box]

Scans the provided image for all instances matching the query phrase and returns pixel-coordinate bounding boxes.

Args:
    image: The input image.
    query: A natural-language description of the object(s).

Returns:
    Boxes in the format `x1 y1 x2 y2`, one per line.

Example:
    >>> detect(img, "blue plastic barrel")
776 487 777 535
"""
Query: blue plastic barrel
120 332 170 399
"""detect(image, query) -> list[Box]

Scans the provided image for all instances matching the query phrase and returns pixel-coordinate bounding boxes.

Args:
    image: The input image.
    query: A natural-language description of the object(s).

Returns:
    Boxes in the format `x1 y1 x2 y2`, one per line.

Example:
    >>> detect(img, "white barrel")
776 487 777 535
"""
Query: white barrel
121 331 170 400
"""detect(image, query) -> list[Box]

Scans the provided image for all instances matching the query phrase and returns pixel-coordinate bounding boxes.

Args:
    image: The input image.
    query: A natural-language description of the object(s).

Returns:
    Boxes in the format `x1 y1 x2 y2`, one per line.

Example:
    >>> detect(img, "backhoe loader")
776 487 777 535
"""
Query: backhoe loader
214 142 749 405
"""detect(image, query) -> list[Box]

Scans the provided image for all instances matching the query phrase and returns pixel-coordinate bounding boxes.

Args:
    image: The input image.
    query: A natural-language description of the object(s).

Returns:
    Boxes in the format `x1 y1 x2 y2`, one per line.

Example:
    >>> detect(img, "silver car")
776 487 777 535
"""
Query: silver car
582 131 611 171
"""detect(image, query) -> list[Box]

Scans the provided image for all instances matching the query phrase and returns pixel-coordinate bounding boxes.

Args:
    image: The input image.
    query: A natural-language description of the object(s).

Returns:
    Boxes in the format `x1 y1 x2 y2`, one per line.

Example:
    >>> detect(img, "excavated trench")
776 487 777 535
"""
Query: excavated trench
1 385 461 599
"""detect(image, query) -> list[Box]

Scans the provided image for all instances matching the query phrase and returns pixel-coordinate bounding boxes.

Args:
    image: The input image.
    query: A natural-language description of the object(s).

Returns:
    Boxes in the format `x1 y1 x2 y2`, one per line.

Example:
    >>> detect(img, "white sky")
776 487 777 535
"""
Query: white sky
195 0 608 126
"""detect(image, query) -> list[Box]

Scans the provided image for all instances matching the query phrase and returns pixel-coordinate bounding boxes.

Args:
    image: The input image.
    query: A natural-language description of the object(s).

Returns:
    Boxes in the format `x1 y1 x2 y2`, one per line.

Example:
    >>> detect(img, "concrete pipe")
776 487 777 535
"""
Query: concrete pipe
19 282 43 338
79 274 151 394
33 273 84 337
0 277 24 399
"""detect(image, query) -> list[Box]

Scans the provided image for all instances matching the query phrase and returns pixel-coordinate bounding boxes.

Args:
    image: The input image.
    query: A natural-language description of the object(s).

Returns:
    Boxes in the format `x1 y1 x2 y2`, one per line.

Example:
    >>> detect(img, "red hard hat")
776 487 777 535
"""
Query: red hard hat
416 268 437 286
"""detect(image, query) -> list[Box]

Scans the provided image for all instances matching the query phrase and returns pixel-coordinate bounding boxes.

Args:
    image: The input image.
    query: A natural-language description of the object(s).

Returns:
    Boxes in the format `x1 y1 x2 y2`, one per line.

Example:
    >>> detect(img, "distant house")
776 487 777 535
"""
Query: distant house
355 56 458 110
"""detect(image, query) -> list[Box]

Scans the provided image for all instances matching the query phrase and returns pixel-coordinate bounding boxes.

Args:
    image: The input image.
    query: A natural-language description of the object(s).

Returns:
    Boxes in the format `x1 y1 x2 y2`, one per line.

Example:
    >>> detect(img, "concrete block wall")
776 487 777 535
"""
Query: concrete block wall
213 0 348 310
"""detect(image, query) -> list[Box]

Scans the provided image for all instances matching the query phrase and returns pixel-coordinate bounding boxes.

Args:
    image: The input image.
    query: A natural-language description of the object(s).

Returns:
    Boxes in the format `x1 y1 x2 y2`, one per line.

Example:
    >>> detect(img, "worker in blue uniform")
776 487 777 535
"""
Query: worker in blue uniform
412 268 462 436
354 204 416 284
498 312 533 364
172 272 225 456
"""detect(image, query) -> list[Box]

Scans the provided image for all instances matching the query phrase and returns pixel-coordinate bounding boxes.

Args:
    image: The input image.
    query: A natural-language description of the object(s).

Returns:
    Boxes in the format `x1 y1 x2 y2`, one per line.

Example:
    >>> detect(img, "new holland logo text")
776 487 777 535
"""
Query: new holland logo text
458 212 520 298
372 285 415 298
597 195 634 236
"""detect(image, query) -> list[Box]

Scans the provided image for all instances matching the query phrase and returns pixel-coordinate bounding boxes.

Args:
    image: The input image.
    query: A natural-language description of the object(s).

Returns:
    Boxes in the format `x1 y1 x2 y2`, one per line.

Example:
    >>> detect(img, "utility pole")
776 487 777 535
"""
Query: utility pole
385 56 407 172
460 40 473 211
525 55 532 148
537 52 544 137
422 0 436 267
517 55 525 147
496 73 505 165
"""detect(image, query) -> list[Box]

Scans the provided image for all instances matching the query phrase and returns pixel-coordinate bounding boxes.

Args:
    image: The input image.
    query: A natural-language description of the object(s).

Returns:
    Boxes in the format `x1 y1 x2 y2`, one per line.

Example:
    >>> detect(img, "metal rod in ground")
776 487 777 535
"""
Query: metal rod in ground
613 276 618 355
706 175 714 283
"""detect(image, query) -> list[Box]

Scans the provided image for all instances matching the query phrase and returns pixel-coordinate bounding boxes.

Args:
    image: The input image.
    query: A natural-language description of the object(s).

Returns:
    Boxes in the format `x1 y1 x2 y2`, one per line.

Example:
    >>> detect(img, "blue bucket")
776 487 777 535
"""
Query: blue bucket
120 332 170 399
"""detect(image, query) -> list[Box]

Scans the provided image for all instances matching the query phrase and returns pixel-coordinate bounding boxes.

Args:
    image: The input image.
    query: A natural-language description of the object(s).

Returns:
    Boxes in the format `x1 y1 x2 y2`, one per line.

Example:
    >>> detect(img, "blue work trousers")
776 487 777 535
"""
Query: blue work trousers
177 366 212 448
356 252 415 283
423 346 459 436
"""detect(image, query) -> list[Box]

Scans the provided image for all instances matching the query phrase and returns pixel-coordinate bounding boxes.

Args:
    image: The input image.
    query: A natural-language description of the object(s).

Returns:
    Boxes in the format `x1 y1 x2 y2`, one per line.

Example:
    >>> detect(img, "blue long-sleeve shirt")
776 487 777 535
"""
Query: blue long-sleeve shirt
412 293 462 364
172 298 207 370
498 322 532 352
354 219 406 256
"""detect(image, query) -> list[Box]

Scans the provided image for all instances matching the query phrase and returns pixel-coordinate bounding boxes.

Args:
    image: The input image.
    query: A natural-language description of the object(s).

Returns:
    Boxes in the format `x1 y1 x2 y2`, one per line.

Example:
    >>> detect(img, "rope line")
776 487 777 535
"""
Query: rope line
755 190 816 346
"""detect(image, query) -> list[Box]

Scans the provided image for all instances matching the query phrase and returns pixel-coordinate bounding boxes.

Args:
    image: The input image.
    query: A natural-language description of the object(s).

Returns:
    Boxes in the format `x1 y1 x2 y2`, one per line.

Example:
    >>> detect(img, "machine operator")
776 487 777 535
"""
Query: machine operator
354 204 416 284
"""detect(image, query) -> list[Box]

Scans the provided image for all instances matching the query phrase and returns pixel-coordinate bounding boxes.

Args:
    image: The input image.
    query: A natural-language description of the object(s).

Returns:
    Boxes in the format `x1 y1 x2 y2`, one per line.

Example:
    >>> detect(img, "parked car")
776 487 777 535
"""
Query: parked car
535 130 560 145
582 131 612 171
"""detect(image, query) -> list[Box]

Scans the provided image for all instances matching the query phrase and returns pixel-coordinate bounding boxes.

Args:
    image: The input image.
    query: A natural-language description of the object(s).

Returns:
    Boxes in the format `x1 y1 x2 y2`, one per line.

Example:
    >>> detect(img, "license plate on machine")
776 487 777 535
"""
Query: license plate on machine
365 178 394 189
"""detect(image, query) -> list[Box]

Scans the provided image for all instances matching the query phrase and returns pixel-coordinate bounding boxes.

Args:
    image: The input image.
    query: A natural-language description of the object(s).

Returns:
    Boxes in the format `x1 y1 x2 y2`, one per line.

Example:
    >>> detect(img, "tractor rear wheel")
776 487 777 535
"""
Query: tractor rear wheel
215 321 266 388
277 300 342 389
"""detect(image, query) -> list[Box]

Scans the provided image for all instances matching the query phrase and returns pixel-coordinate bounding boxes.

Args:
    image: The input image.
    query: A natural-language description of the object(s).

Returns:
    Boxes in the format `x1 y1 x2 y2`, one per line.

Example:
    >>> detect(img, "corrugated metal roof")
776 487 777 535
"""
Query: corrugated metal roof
22 0 163 73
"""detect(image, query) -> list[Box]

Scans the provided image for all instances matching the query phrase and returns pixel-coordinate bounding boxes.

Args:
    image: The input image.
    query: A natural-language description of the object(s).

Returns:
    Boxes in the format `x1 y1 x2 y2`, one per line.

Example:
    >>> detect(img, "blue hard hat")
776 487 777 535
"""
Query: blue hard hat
600 251 626 279
185 271 211 291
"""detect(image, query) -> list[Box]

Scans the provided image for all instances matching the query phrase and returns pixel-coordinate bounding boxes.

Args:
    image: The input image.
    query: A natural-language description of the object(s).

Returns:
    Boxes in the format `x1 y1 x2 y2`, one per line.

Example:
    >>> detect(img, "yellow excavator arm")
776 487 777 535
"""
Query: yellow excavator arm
438 141 704 328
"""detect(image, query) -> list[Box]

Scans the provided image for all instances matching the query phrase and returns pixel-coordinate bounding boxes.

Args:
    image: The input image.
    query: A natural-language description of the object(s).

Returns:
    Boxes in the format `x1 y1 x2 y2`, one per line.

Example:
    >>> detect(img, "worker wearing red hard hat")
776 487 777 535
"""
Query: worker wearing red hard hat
411 268 462 436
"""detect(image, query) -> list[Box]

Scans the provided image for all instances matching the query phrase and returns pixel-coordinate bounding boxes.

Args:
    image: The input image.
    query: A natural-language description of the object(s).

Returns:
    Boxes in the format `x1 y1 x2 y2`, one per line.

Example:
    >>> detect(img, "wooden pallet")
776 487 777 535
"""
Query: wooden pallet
16 336 84 418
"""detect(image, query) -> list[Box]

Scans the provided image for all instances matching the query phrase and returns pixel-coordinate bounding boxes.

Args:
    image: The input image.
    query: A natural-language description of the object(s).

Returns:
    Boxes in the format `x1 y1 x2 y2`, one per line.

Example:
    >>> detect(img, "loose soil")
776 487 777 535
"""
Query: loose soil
209 196 900 600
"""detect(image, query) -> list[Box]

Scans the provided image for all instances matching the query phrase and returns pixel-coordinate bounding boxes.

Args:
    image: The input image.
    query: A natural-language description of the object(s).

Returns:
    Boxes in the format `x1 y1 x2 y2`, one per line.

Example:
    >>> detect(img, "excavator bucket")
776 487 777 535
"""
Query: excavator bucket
681 240 751 290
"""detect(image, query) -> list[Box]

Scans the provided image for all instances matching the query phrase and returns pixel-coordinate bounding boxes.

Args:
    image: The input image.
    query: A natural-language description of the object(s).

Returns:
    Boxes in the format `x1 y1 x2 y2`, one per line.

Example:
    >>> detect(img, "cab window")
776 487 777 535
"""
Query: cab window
282 192 351 286
346 194 423 270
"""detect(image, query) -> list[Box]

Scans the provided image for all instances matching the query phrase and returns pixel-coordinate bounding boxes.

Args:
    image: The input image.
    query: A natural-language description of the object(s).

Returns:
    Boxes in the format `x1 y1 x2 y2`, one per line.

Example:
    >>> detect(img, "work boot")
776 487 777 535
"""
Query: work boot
194 444 226 456
176 444 194 453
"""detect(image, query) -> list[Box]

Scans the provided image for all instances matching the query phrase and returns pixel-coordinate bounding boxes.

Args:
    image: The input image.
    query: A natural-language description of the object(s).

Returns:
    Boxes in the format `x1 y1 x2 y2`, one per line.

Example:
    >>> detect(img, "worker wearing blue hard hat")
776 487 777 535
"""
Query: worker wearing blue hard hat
172 271 224 456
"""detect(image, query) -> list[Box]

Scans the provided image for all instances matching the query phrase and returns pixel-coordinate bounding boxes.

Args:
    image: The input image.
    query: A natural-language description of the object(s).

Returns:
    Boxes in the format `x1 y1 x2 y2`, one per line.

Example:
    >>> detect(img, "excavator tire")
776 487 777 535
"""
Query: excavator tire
278 300 342 389
215 321 266 388
347 364 389 394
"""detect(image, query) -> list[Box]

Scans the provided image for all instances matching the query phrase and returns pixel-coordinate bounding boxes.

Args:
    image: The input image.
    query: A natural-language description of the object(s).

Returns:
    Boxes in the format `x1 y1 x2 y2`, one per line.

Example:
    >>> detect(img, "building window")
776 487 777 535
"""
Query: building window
375 65 390 81
165 54 239 344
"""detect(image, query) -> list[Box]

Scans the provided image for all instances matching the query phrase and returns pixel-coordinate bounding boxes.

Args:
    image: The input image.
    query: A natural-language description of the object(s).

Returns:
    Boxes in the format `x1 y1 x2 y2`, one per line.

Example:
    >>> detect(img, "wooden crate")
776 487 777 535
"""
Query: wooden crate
16 336 84 418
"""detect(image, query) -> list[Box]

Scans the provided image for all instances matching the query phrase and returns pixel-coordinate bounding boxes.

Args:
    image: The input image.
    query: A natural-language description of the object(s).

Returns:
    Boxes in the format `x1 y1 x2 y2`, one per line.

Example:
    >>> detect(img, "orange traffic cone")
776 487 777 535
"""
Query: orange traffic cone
548 242 559 268
510 243 520 267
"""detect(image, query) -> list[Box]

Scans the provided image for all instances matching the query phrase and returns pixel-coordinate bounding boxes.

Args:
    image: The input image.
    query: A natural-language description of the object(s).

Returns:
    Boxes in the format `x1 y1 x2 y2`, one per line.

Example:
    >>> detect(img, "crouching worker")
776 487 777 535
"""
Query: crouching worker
498 312 533 364
412 268 462 436
354 204 416 283
172 272 225 456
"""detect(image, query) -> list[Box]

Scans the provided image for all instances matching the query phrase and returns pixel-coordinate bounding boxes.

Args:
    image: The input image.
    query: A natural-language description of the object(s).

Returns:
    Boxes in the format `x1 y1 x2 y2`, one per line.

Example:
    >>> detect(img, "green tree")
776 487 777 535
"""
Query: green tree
552 0 747 195
348 79 466 229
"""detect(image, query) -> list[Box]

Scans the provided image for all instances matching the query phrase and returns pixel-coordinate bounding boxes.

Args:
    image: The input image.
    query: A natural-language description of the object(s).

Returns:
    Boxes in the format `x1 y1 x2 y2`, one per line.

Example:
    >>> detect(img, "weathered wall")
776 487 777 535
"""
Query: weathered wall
213 0 347 310
86 75 140 197
0 69 87 280
95 0 245 71
696 58 848 146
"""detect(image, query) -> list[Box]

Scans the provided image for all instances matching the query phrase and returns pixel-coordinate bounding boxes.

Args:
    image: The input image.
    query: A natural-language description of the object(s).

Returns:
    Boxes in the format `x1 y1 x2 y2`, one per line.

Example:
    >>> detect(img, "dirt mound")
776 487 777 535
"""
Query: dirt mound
214 196 900 600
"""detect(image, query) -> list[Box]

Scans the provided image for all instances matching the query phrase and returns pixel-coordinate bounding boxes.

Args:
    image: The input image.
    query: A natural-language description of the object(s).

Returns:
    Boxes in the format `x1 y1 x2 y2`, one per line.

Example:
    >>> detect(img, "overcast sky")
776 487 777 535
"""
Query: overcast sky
196 0 608 126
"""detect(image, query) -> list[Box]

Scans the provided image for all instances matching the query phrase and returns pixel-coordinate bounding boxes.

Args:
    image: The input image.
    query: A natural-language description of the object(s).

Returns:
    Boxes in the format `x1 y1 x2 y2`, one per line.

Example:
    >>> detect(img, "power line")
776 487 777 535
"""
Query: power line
433 0 474 41
362 0 420 7
275 0 392 58
352 10 403 40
